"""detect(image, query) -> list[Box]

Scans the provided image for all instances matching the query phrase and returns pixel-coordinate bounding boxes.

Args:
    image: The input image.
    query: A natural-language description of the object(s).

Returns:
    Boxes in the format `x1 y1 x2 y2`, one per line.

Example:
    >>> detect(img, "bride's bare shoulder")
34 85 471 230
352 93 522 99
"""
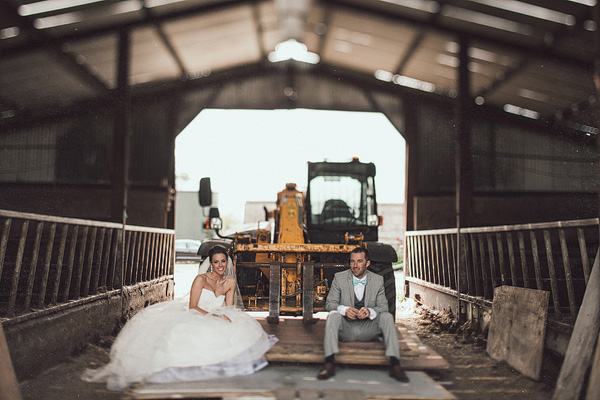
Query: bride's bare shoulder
223 275 236 286
192 274 208 285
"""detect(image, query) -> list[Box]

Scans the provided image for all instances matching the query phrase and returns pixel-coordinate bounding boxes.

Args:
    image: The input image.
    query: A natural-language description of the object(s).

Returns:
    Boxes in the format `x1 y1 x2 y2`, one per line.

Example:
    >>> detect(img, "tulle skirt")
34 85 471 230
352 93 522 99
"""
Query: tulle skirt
82 298 276 390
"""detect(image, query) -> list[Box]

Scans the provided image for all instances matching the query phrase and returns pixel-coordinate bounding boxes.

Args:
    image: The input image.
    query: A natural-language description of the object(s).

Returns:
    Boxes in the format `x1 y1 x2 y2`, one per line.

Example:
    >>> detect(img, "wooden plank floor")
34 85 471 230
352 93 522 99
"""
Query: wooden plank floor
259 317 449 370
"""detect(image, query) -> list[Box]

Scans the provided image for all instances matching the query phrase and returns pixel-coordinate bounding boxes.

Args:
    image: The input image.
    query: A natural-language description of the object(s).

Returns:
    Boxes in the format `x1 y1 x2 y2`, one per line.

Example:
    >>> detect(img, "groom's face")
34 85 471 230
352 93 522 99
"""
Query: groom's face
350 252 370 279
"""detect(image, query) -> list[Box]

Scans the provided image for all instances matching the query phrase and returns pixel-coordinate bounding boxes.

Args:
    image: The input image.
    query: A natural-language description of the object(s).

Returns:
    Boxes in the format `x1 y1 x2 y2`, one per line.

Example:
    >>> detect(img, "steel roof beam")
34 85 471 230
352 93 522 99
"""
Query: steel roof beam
394 32 425 76
0 2 111 95
2 60 586 140
393 0 446 76
1 0 592 72
474 59 529 100
316 6 333 57
1 0 267 57
144 4 188 79
319 0 593 70
251 1 268 62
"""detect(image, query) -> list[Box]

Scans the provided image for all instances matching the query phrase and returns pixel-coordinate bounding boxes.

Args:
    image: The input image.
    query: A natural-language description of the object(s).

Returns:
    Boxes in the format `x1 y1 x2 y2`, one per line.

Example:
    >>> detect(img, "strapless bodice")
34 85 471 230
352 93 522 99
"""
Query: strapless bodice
198 289 225 312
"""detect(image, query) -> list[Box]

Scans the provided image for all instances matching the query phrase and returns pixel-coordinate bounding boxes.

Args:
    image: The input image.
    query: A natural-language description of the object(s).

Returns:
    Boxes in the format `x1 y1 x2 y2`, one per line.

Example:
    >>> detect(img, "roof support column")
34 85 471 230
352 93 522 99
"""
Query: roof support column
455 36 473 229
595 3 600 229
165 96 181 230
110 31 132 225
455 36 473 320
403 97 418 232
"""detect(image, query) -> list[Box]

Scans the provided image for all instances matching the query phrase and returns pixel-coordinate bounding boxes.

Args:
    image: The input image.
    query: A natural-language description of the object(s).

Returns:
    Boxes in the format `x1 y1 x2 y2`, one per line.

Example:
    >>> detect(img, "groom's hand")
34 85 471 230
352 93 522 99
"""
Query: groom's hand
357 307 370 320
346 307 360 320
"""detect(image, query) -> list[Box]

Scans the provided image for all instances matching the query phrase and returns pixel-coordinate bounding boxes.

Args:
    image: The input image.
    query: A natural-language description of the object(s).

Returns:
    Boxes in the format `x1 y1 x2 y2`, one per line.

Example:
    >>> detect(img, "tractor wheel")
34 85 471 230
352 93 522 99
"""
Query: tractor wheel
369 262 397 317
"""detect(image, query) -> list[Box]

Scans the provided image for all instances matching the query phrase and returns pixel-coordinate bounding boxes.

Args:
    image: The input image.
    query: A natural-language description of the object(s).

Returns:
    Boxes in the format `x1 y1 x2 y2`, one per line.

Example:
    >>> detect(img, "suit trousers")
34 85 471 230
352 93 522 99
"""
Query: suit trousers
323 310 399 359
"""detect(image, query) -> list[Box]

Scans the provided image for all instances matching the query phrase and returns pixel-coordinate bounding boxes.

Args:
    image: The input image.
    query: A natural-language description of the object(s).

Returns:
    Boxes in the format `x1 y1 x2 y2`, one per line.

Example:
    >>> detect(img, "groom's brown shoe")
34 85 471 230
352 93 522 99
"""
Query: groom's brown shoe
317 362 335 380
390 364 409 382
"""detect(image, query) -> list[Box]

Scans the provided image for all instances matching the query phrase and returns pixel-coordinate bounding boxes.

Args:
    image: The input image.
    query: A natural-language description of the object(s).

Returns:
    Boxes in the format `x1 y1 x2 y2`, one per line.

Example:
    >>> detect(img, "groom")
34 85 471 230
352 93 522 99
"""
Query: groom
317 247 408 382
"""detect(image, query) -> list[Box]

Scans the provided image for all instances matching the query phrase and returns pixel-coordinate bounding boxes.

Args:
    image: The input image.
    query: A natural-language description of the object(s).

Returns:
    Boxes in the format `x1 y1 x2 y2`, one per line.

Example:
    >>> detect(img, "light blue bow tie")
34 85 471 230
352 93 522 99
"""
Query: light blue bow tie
353 276 367 286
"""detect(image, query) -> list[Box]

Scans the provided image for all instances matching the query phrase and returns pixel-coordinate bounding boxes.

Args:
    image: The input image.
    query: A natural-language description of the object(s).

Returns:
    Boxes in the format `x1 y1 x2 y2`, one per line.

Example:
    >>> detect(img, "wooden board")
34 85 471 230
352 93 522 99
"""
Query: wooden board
259 317 449 370
553 250 600 400
486 285 549 380
0 323 22 400
586 333 600 400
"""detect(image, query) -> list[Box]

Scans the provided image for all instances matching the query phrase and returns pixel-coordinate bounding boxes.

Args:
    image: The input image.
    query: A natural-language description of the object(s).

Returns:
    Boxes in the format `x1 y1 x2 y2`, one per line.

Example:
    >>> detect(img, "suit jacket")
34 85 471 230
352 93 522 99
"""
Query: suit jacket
325 269 388 315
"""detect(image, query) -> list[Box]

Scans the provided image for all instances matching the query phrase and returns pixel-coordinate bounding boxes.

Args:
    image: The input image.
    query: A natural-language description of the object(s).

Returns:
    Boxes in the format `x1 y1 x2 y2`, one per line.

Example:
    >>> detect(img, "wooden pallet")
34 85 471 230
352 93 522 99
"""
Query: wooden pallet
259 317 449 370
128 315 454 399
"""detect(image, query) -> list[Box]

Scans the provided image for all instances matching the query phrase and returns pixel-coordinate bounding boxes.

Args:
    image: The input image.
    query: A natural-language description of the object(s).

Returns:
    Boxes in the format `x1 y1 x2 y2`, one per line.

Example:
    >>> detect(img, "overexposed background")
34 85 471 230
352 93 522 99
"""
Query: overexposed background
175 109 406 226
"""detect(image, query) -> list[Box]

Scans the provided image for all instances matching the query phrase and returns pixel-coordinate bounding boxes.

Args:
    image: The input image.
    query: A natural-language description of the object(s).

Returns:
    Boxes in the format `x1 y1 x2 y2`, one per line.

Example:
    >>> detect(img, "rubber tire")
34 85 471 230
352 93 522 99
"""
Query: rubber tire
369 262 396 318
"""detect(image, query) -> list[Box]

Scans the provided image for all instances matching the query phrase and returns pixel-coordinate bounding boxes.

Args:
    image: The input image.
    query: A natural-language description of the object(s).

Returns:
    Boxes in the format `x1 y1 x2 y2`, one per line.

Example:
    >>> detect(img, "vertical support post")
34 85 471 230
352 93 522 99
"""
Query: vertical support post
111 30 131 306
402 97 417 300
303 262 314 325
403 98 418 232
111 30 131 226
111 229 124 290
595 2 600 239
165 97 180 230
8 221 29 316
529 231 541 289
82 227 97 297
402 101 420 298
0 219 12 280
455 36 473 320
267 262 281 324
51 225 68 304
24 222 43 310
587 6 600 398
158 233 167 277
72 226 89 300
91 227 106 294
543 230 561 316
38 222 56 307
559 229 577 317
506 232 518 286
100 229 112 288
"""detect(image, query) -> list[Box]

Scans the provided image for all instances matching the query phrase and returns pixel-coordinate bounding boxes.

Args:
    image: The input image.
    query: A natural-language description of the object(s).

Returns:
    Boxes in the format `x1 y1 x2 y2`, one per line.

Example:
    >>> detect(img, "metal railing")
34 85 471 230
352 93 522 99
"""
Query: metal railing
0 210 174 319
405 218 599 320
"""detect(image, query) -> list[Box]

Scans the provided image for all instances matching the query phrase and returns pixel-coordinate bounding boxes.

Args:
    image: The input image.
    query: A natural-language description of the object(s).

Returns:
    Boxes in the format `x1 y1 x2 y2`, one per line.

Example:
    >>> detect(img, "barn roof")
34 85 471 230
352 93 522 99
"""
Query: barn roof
0 0 597 136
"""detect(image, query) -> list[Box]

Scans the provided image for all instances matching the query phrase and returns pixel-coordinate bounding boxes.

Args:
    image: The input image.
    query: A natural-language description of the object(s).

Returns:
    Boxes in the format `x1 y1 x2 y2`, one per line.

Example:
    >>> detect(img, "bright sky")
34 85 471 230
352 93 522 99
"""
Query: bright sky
175 109 406 225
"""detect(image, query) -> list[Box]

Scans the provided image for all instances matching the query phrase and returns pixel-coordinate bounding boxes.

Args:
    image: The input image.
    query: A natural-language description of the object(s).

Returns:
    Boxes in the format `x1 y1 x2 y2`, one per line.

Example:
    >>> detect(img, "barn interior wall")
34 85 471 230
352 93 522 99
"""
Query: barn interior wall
414 193 599 230
0 70 596 231
411 101 598 230
0 98 174 227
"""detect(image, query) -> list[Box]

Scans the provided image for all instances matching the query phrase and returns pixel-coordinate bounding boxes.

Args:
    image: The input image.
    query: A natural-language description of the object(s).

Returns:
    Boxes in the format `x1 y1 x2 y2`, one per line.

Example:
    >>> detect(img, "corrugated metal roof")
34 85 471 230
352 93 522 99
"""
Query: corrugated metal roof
0 0 597 135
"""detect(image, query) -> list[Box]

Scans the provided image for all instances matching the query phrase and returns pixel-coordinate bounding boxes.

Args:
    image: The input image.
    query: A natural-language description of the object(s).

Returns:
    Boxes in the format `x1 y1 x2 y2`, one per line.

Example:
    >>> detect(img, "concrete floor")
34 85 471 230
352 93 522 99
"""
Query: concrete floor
131 365 454 399
16 265 557 400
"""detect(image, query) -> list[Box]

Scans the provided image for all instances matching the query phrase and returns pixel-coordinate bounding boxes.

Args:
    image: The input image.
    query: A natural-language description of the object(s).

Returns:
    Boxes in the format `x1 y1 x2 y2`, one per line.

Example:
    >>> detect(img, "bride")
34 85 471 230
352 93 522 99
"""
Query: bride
83 245 276 390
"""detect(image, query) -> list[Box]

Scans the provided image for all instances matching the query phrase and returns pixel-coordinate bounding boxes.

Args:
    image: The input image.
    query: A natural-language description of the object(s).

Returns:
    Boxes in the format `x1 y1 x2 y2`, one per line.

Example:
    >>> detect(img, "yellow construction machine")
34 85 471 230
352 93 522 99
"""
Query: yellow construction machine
197 158 397 324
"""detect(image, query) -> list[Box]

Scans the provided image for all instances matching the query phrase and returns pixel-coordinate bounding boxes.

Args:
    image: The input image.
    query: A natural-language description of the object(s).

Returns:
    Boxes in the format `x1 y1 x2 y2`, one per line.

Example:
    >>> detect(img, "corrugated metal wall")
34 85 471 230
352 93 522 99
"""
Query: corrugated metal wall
416 101 598 194
0 101 172 187
0 115 113 184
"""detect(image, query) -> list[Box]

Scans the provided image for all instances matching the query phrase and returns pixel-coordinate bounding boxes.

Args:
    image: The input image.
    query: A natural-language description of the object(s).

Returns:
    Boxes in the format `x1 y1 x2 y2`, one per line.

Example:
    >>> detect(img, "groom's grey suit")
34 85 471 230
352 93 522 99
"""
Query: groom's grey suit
323 269 399 358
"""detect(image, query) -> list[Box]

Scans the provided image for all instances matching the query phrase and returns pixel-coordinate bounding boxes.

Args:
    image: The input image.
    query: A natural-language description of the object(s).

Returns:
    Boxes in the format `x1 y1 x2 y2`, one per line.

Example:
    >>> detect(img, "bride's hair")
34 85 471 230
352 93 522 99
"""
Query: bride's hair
208 245 228 262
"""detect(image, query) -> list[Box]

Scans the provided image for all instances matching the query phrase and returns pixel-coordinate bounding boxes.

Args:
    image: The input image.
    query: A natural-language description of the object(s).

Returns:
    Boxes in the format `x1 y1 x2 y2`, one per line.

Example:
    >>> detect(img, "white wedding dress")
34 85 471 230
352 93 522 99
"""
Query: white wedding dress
83 288 276 390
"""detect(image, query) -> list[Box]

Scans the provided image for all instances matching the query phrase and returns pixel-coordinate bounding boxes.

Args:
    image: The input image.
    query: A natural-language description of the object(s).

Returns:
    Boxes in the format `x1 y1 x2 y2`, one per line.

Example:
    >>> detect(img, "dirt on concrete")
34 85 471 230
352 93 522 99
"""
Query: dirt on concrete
396 302 559 400
17 303 560 400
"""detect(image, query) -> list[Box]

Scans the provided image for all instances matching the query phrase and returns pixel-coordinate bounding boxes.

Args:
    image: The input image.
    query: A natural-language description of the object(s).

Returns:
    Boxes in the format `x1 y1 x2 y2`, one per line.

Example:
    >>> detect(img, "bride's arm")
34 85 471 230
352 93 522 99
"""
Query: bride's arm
189 275 211 314
224 276 236 307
